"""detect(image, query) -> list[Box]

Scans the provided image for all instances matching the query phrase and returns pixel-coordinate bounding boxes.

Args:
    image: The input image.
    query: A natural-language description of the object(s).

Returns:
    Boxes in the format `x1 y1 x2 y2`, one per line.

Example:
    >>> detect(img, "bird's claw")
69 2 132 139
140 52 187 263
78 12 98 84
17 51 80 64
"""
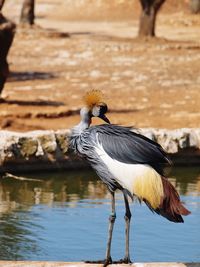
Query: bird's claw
85 257 112 266
103 256 112 267
113 257 132 264
123 257 132 264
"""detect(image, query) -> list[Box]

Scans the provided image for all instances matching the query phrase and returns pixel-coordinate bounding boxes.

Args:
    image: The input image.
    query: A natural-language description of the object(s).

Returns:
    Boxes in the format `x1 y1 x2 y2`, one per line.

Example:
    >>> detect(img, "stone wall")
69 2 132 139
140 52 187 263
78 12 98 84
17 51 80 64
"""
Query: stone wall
0 128 200 173
0 129 87 172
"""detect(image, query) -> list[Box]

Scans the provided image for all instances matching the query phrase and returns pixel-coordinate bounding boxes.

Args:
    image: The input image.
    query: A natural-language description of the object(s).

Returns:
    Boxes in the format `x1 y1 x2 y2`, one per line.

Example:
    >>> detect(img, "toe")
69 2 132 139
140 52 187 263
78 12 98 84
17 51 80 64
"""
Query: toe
103 257 112 267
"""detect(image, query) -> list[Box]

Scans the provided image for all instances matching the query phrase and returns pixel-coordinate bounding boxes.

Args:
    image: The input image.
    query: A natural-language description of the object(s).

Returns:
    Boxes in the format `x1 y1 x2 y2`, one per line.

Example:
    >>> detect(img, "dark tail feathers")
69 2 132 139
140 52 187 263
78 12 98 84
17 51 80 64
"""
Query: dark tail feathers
144 176 191 223
156 177 191 222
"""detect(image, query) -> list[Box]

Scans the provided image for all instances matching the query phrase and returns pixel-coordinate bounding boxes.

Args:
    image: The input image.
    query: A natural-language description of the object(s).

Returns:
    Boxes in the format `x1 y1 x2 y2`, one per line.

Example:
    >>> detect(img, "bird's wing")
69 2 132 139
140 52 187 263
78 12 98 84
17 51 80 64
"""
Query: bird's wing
95 124 171 176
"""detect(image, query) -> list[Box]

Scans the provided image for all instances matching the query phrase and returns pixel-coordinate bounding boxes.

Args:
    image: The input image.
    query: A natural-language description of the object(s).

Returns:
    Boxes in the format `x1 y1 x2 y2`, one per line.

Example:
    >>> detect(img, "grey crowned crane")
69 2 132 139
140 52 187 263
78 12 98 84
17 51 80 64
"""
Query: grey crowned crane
69 90 190 266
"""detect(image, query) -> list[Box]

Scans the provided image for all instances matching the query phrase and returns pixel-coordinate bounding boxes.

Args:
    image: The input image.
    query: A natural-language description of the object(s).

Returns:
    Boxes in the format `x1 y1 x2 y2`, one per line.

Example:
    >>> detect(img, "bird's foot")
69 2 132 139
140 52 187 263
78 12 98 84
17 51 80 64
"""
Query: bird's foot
113 257 132 264
103 257 112 267
85 257 112 266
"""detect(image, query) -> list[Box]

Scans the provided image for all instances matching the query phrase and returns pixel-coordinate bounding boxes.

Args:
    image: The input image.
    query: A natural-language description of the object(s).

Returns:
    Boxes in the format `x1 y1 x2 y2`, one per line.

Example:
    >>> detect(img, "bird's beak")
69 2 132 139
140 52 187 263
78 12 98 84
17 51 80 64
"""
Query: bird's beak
99 114 110 124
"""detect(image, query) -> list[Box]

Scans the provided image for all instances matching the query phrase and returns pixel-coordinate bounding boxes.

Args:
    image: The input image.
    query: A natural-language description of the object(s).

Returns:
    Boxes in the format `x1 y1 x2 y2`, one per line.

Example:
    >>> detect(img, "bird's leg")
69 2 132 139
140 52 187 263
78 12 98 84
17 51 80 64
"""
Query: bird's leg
104 191 116 267
84 191 115 266
85 192 115 266
122 190 132 264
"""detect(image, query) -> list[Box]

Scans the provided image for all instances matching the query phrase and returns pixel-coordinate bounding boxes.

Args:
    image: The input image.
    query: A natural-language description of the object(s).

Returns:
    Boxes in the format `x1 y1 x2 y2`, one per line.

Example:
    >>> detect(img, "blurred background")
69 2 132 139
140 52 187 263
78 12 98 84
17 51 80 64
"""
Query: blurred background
0 0 200 131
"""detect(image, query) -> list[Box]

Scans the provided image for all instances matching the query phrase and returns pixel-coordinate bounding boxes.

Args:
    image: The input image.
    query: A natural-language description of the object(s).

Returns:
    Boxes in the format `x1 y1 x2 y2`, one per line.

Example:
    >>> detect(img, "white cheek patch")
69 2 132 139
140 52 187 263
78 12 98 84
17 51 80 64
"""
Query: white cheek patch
92 106 99 117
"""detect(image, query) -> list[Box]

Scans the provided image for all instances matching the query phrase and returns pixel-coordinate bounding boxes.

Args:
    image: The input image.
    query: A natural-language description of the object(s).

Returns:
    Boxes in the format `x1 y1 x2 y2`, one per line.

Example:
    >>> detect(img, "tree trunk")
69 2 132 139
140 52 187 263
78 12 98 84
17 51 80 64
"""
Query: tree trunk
0 0 5 11
190 0 200 13
138 0 166 37
0 13 16 95
20 0 35 25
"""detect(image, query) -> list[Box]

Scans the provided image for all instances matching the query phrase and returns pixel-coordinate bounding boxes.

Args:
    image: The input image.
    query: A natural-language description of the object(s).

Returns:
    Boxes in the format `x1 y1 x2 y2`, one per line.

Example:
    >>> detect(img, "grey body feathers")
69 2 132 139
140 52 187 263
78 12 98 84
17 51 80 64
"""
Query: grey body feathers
69 124 170 192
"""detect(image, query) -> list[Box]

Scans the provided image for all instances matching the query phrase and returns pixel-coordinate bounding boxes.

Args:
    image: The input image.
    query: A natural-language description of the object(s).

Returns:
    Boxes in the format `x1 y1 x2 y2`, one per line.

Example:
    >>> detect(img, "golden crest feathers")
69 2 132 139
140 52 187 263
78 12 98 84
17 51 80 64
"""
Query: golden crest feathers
84 89 103 108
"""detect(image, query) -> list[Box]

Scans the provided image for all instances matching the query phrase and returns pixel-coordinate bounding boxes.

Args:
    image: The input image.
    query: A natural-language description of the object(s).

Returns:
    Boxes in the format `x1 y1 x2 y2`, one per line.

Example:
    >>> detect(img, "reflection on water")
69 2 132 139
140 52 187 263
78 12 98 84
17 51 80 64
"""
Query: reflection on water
0 170 107 211
0 167 200 262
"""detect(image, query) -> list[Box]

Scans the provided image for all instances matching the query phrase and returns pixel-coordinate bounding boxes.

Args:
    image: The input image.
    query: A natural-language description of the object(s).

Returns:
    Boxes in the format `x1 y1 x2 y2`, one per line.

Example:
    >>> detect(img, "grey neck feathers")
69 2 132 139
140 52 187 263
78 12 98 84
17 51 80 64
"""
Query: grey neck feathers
72 107 91 135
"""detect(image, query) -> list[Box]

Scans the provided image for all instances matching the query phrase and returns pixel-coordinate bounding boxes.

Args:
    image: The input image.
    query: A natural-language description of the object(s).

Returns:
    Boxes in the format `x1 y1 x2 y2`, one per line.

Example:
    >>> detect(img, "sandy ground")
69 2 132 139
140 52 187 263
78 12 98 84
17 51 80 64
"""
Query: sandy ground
0 0 200 132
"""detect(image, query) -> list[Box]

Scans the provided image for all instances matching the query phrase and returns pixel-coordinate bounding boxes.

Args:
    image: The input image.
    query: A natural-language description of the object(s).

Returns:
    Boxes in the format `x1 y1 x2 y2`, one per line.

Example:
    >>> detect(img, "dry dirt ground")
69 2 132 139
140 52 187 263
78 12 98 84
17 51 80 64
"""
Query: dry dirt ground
1 0 200 132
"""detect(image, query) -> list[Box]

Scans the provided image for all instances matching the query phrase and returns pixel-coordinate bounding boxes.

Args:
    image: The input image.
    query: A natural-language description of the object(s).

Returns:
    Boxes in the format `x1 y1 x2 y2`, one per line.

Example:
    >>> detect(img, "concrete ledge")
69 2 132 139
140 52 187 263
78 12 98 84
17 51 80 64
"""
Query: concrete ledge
0 128 200 173
0 262 199 267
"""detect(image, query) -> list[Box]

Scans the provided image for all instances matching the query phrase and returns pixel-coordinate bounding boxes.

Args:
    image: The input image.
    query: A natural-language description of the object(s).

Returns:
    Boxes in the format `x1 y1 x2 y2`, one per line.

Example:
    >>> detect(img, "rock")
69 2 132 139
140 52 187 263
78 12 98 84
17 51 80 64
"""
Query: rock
189 129 200 148
55 129 70 154
0 128 200 173
18 137 38 158
38 132 57 154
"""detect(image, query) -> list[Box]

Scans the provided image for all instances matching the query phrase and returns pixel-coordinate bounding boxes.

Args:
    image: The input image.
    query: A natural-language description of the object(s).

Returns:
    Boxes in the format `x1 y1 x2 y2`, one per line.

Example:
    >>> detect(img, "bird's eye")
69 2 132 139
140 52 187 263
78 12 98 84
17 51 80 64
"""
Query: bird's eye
92 103 108 117
99 103 108 114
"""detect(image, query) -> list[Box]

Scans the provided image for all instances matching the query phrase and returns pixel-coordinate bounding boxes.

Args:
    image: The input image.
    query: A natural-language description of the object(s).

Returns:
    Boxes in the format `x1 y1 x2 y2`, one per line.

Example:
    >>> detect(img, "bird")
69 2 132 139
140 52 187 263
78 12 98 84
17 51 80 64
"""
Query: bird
69 90 190 266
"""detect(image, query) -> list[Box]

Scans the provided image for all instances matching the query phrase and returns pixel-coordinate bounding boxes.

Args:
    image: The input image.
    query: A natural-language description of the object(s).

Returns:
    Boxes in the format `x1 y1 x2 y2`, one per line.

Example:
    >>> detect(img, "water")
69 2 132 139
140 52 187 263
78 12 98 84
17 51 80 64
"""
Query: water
0 167 199 262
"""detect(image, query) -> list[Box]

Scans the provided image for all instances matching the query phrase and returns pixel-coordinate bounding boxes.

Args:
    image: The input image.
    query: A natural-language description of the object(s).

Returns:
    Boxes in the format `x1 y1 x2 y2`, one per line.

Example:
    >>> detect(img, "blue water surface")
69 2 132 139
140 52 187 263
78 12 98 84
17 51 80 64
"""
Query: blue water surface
0 167 199 262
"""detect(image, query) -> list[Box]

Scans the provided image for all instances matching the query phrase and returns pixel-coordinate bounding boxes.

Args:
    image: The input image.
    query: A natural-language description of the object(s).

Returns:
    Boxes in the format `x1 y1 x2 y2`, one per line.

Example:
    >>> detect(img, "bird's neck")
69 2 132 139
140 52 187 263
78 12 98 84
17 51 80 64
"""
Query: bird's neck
72 115 91 135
